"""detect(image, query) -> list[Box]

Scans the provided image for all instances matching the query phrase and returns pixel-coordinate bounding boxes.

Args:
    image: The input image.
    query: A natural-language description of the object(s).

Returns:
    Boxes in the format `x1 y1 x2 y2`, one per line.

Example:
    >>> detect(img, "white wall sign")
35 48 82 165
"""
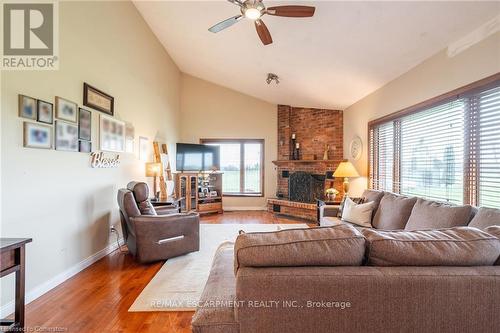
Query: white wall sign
90 151 120 168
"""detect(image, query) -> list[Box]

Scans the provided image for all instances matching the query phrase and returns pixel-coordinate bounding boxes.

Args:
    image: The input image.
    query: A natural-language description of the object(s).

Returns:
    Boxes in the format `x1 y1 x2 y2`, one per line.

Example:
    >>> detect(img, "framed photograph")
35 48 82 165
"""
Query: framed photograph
37 100 53 124
55 120 79 152
125 122 134 153
139 136 149 161
23 122 52 149
78 108 92 141
55 96 78 123
83 83 114 116
79 140 92 153
99 114 125 152
19 95 37 120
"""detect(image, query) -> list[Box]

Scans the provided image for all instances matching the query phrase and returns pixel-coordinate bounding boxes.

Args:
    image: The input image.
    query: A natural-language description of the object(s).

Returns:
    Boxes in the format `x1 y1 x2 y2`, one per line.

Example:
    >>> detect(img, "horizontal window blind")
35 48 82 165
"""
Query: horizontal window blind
368 75 500 208
400 100 464 204
478 85 500 209
370 122 394 191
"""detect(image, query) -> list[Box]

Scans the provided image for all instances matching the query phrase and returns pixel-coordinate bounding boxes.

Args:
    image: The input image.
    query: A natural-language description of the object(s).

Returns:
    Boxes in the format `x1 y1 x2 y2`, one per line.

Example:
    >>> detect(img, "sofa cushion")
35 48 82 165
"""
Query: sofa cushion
485 226 500 265
372 193 417 230
469 207 500 229
319 216 342 227
361 189 385 215
234 224 365 274
405 198 472 231
341 198 375 227
362 227 500 266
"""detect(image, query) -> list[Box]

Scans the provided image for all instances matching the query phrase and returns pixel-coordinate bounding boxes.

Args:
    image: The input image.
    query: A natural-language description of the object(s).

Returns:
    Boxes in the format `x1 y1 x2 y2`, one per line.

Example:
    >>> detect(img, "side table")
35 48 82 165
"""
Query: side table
1 238 32 332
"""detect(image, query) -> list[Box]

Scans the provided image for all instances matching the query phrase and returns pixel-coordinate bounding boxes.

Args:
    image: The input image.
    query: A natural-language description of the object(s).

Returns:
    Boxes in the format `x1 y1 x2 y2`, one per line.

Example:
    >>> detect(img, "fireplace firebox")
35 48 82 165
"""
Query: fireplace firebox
288 171 325 203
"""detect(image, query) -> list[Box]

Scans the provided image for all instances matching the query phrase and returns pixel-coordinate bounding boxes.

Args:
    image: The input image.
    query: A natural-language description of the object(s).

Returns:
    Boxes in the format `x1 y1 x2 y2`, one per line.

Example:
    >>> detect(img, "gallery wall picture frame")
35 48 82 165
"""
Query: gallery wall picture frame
23 122 52 149
55 120 79 152
125 122 135 153
139 136 149 161
55 96 78 123
83 83 114 116
99 114 125 152
79 140 92 153
78 108 92 141
19 94 37 120
37 100 53 124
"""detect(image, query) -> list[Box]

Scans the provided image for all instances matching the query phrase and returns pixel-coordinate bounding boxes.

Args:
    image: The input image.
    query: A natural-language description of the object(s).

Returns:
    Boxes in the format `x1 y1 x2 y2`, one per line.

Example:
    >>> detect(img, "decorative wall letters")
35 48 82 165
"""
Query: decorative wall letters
90 151 120 168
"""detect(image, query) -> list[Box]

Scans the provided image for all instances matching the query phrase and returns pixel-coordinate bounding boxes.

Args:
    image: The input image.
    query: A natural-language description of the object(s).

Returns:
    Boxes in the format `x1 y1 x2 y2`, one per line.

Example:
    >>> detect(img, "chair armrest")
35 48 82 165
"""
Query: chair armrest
154 206 180 215
320 205 341 218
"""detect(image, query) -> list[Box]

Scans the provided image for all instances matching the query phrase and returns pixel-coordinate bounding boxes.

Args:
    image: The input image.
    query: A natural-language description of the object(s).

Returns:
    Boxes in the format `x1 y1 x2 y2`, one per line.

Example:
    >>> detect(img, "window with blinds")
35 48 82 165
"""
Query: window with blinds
477 85 500 209
400 100 464 204
370 122 394 191
368 75 500 208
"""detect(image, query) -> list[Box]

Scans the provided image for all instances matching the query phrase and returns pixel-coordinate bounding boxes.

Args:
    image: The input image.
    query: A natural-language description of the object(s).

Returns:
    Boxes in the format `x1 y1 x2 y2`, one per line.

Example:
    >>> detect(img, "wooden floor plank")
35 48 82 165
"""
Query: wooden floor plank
20 211 309 332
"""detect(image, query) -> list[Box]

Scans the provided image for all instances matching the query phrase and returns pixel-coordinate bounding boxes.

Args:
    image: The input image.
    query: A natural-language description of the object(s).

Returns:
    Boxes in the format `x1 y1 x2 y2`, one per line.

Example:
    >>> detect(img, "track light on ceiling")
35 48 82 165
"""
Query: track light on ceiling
266 73 279 84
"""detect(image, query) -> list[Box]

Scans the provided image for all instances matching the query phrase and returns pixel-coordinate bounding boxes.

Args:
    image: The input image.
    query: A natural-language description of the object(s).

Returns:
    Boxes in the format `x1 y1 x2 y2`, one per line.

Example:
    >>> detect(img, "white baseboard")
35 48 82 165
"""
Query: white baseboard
224 206 266 211
0 238 124 318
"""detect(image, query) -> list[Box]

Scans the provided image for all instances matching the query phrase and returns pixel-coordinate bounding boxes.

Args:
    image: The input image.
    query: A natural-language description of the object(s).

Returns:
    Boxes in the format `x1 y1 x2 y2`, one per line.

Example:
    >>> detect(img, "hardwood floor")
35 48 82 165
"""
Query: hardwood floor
21 211 310 333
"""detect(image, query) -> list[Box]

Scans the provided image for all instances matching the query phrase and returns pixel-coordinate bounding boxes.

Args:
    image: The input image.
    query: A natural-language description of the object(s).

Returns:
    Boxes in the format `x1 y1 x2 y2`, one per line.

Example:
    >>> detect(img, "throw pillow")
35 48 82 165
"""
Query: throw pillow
338 196 364 217
361 189 385 216
341 197 375 227
372 193 417 230
405 198 472 231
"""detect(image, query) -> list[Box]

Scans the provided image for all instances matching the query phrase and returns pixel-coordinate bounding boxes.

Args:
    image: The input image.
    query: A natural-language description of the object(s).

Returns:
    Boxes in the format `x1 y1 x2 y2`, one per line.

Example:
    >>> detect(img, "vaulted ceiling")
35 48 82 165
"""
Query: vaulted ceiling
134 1 499 109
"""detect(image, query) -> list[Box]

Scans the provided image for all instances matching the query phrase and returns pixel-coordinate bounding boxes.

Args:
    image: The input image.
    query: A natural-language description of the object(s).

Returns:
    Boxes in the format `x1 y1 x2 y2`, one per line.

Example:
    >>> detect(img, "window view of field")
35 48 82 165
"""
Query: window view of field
207 142 262 194
399 101 464 205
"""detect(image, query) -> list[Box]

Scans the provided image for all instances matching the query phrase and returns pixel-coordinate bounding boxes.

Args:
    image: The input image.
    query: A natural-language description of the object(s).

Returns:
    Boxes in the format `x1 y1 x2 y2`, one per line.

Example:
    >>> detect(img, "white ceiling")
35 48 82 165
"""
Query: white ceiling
134 1 500 109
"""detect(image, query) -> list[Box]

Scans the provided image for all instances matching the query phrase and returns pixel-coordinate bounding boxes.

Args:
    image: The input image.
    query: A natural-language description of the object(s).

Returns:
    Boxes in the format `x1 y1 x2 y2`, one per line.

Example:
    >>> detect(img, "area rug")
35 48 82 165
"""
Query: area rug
128 223 308 312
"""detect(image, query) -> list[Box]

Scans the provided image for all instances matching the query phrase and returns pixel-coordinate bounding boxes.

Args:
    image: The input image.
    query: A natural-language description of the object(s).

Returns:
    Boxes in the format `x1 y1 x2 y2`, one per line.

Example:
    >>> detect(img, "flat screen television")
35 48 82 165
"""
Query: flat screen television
176 143 220 172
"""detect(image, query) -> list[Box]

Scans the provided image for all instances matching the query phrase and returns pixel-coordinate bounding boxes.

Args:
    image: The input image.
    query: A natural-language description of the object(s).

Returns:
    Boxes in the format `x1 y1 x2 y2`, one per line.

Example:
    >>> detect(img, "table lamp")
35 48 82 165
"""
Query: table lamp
333 159 360 197
145 162 162 198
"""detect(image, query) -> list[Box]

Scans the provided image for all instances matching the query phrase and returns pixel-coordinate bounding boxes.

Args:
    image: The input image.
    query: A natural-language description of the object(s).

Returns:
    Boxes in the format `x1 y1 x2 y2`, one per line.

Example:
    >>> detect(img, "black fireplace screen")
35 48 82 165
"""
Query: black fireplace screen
289 171 325 203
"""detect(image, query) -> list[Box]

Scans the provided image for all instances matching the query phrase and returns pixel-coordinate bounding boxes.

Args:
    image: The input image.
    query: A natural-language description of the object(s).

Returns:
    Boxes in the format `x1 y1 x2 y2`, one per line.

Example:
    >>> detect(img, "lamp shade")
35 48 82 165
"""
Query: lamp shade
333 160 360 178
145 162 162 177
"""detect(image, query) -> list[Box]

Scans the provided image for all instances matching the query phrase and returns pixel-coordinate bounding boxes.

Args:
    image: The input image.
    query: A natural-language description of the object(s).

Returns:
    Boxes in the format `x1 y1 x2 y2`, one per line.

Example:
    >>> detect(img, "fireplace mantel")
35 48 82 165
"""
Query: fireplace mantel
272 159 341 166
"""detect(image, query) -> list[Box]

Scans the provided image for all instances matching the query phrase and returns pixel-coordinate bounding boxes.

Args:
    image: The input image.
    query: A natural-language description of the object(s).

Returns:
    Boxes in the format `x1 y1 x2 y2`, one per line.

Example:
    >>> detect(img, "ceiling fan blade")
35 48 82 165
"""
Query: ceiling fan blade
266 5 315 17
208 15 243 33
227 0 243 7
255 19 272 45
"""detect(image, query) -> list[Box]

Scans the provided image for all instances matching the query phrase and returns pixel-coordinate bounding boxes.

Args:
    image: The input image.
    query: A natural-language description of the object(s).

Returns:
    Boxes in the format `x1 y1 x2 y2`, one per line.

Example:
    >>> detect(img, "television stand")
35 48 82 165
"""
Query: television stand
174 171 223 214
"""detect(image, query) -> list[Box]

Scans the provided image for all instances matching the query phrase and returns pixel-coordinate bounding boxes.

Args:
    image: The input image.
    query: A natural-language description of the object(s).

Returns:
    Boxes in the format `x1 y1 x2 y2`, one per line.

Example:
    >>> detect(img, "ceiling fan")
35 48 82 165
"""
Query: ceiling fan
208 0 316 45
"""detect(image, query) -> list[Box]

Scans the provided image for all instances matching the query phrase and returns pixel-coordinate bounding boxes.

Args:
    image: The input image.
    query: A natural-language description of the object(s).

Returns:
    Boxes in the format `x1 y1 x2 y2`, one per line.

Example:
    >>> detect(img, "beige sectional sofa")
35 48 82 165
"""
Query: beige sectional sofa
192 190 500 333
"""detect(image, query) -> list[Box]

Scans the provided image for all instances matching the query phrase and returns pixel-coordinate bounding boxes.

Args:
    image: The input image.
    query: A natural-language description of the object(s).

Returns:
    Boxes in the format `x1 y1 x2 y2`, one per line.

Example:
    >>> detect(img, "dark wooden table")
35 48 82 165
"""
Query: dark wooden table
0 238 32 332
150 198 181 213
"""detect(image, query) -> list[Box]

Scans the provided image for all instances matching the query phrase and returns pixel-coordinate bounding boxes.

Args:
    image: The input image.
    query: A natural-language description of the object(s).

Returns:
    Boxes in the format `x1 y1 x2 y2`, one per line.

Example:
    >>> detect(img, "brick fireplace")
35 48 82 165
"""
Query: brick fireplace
267 105 344 221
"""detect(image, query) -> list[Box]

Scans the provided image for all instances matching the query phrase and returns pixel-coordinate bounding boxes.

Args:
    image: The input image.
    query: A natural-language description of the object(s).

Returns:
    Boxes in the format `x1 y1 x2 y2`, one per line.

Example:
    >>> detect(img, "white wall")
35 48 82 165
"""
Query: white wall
344 32 500 196
180 74 277 209
0 1 181 312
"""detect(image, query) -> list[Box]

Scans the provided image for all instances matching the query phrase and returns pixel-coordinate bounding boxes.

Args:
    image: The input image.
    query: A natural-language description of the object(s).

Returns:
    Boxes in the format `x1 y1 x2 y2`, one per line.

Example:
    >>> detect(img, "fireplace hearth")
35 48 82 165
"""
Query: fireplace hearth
289 171 325 203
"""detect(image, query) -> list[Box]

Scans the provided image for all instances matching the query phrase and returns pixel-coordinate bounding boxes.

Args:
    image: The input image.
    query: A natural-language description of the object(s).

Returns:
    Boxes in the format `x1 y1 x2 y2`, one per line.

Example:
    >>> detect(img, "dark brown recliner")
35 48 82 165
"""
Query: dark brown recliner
117 181 200 263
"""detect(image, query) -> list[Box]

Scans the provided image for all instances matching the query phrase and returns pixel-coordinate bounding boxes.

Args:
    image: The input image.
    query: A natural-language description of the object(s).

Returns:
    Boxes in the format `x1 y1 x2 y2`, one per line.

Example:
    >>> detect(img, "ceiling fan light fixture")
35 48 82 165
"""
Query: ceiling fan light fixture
244 7 262 20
